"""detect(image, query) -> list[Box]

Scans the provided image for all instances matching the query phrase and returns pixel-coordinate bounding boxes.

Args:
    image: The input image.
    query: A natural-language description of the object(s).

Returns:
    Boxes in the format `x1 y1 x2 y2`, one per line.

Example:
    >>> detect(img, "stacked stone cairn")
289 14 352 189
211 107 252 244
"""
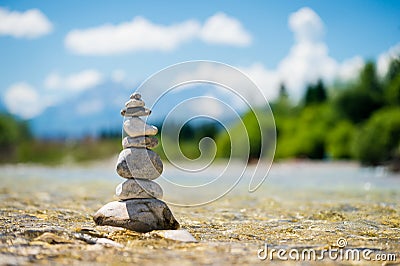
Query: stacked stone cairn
93 93 180 233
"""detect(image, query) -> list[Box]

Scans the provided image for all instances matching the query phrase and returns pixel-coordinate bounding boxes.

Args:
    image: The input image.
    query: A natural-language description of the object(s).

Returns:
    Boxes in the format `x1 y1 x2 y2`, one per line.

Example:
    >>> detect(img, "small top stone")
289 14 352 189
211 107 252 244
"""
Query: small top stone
125 98 145 108
130 92 141 100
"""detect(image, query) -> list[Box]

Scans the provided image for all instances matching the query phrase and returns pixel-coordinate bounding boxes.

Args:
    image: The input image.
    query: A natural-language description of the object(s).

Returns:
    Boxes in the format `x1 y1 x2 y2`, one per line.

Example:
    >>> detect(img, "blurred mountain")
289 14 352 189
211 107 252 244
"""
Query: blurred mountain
31 81 133 139
28 80 247 139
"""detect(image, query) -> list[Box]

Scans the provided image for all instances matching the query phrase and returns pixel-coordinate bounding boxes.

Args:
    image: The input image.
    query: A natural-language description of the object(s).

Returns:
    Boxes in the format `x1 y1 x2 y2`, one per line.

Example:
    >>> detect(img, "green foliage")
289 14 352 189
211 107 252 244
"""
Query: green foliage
334 62 385 123
17 138 121 165
354 108 400 165
153 121 222 161
326 121 356 159
272 83 294 117
384 70 400 106
215 130 231 158
216 108 274 160
385 58 400 85
359 62 382 96
17 141 66 165
0 114 31 163
0 114 20 146
335 88 382 123
304 79 327 106
279 83 288 99
275 104 337 159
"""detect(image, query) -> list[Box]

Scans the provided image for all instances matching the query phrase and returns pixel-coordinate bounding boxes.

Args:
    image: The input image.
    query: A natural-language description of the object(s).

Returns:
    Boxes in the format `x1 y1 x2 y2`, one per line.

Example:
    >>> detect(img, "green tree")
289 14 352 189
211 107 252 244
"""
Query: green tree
275 104 338 159
384 58 400 106
326 121 356 159
0 114 20 147
335 62 383 123
335 89 381 123
385 57 400 84
272 83 293 117
216 108 274 161
354 108 400 165
385 74 400 106
279 83 288 99
359 62 382 97
304 79 327 106
0 114 31 163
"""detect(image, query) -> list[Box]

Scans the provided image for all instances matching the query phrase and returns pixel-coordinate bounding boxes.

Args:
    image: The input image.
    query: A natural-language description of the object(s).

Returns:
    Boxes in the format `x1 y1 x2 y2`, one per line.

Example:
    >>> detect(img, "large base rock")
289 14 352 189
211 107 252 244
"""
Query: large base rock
93 199 179 233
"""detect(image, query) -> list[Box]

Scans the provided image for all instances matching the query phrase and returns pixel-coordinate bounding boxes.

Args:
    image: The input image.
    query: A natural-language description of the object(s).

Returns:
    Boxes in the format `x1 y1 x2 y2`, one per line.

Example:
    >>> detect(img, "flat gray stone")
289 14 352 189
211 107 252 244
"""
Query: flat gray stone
125 98 145 108
123 117 158 137
116 148 163 179
122 136 158 149
115 179 163 200
148 230 198 243
93 199 180 233
121 107 151 117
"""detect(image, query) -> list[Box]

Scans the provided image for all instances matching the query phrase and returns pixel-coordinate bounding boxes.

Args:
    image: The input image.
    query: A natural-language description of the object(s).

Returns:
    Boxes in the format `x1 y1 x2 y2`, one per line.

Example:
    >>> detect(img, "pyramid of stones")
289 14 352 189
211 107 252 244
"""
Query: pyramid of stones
93 93 179 233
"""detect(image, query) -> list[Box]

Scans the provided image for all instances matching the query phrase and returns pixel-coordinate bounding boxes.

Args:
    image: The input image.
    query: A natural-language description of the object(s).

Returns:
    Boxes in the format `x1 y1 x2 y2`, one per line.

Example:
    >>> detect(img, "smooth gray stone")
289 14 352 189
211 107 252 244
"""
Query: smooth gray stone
121 107 151 117
130 92 141 99
148 230 198 243
116 148 163 179
115 179 163 200
123 117 158 137
93 199 180 233
122 136 158 149
125 98 144 108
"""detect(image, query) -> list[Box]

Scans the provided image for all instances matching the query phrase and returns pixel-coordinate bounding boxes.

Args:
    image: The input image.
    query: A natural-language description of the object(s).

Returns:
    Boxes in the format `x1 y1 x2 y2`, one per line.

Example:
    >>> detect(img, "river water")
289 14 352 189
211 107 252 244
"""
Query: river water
1 160 399 205
1 161 399 265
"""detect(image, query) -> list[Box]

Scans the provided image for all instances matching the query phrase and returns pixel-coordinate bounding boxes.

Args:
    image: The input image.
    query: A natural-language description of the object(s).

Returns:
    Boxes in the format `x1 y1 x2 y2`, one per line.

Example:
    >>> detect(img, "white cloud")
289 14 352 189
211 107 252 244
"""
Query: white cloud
271 7 334 99
4 82 46 119
288 7 324 43
242 7 365 100
277 42 338 99
65 17 200 55
189 96 223 117
377 43 400 77
159 7 368 102
64 13 252 55
44 69 103 92
200 12 251 46
337 56 365 81
240 63 280 100
111 69 126 83
0 7 53 39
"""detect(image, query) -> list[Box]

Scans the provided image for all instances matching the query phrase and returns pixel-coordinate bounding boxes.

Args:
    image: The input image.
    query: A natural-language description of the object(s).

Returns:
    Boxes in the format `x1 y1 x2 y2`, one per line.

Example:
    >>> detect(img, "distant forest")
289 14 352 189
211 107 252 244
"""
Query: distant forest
1 58 399 170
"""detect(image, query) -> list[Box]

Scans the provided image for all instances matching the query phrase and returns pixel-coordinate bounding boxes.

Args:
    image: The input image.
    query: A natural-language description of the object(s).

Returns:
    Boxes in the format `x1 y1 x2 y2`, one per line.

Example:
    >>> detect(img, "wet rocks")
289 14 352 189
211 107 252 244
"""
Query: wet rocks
93 92 180 233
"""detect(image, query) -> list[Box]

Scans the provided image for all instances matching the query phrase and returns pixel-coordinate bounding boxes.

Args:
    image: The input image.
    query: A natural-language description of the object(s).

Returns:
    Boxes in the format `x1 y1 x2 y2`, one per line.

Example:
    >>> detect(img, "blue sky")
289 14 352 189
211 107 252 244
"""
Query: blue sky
0 0 399 119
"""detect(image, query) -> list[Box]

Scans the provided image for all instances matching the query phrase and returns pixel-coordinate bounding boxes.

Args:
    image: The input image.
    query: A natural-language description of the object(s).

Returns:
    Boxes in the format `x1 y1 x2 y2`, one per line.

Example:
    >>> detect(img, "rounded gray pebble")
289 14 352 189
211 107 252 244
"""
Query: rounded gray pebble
115 179 163 200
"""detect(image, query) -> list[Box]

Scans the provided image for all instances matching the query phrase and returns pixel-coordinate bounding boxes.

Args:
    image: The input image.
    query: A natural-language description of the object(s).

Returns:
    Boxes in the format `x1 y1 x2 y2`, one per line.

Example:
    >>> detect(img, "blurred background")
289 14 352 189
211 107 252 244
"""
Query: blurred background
0 0 399 170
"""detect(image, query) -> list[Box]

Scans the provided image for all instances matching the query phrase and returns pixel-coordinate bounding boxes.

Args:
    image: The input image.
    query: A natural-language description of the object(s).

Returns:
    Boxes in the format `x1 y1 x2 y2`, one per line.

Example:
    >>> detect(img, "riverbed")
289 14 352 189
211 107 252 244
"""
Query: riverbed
1 160 399 265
